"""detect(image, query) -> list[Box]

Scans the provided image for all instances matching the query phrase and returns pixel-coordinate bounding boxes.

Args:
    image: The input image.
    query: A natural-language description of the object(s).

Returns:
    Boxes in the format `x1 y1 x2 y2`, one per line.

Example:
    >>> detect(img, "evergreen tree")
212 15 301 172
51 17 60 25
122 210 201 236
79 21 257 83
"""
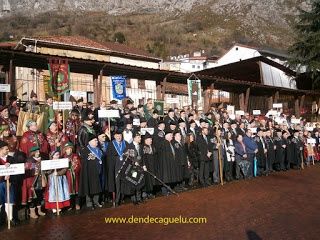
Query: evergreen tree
288 0 320 89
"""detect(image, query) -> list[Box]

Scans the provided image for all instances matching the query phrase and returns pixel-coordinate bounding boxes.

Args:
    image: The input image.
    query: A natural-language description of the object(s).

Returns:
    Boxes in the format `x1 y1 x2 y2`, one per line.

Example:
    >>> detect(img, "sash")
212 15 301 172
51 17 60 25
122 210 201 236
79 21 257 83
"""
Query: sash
112 140 125 161
87 145 103 164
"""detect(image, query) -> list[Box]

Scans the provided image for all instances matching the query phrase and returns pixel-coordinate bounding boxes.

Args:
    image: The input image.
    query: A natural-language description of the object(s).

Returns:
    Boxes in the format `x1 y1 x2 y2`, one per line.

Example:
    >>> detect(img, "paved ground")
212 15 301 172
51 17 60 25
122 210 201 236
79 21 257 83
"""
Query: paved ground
2 165 320 240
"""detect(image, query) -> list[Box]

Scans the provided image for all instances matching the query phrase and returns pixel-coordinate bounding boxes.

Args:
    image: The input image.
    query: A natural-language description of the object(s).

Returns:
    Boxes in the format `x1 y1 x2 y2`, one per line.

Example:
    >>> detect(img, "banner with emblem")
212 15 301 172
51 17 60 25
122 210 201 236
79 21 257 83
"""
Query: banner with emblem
111 76 127 100
48 58 70 96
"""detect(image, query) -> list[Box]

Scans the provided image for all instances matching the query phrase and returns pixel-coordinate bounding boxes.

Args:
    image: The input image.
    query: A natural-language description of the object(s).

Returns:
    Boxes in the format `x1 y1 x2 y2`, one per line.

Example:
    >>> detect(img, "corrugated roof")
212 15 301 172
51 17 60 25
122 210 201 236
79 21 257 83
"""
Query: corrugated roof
20 35 161 62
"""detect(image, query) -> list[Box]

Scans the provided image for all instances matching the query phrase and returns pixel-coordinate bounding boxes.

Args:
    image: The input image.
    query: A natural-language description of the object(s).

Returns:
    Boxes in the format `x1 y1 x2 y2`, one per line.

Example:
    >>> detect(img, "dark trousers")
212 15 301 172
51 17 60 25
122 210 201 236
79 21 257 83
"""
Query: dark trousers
199 161 210 185
247 153 255 178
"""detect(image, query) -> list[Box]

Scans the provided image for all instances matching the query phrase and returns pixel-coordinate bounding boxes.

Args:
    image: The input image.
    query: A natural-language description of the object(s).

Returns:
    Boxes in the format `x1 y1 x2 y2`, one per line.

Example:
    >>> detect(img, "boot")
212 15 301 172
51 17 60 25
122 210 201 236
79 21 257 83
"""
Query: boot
29 207 38 219
37 206 46 216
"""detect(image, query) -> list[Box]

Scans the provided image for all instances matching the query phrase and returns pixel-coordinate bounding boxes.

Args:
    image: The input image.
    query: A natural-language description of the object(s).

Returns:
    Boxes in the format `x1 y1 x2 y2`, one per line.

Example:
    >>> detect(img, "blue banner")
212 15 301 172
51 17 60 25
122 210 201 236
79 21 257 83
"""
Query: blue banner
111 76 126 100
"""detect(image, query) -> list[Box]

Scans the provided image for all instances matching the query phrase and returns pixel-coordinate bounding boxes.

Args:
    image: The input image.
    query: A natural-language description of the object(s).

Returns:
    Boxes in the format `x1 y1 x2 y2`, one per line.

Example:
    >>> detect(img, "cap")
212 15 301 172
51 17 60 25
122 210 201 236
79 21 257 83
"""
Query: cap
169 120 177 126
64 142 74 149
88 134 97 142
69 95 77 102
30 90 37 98
140 117 147 123
189 119 196 125
26 120 36 128
48 121 56 129
168 108 174 113
114 129 123 135
133 131 141 138
77 97 84 103
29 146 40 153
144 132 153 139
110 100 118 104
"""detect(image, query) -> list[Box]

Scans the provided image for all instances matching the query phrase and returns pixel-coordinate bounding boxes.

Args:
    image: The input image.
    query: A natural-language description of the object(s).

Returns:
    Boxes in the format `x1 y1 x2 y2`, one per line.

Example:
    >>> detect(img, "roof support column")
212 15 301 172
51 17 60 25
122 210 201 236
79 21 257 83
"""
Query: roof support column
244 87 250 113
8 59 15 104
239 93 245 111
93 74 99 106
160 77 167 101
267 96 273 110
203 83 214 112
294 98 300 118
274 91 279 103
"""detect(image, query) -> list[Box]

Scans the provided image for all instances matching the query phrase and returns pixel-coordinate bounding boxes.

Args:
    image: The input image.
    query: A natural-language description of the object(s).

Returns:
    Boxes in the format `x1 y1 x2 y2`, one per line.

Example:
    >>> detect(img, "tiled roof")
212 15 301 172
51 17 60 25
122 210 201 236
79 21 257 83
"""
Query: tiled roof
22 36 161 61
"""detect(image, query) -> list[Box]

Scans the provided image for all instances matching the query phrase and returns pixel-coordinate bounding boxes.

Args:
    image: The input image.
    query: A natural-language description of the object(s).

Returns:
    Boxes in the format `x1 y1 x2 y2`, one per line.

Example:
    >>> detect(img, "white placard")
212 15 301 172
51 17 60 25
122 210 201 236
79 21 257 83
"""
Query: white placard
98 110 120 118
307 138 316 144
266 110 278 117
249 128 257 133
291 118 300 124
133 118 140 126
235 110 245 116
0 84 11 93
0 163 25 176
229 114 235 120
227 105 235 114
53 102 73 110
41 158 69 171
70 91 87 99
166 97 180 104
253 110 261 115
306 127 314 132
140 128 155 135
273 103 283 108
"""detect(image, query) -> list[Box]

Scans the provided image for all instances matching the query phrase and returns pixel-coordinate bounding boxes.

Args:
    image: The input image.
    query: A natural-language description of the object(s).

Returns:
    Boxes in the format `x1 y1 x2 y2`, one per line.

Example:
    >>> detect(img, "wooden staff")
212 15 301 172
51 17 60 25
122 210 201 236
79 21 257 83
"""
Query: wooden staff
108 118 111 138
62 110 65 133
6 178 10 229
54 169 60 216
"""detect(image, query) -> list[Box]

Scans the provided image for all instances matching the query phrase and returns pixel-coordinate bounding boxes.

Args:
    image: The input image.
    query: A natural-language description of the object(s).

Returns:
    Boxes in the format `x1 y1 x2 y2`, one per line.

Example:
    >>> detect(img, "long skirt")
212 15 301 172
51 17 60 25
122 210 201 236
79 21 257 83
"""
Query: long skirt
45 174 70 209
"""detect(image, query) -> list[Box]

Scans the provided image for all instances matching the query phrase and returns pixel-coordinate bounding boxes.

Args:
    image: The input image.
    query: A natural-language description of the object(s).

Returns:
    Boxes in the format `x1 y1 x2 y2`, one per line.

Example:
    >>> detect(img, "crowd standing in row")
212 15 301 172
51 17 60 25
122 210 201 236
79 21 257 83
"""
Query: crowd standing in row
0 92 320 227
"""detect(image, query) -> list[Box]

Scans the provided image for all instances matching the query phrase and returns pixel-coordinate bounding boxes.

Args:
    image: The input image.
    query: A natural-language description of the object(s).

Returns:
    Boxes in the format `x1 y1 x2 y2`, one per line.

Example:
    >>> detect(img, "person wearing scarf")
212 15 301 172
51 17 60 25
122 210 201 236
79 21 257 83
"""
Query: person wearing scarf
79 134 103 210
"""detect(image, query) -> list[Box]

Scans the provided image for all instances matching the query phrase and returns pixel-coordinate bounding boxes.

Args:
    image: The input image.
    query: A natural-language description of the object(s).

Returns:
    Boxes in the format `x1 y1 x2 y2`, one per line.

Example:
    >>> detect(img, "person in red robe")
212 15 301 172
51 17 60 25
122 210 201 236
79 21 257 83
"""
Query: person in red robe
20 120 49 159
63 142 81 210
0 105 17 135
46 121 69 153
65 109 81 148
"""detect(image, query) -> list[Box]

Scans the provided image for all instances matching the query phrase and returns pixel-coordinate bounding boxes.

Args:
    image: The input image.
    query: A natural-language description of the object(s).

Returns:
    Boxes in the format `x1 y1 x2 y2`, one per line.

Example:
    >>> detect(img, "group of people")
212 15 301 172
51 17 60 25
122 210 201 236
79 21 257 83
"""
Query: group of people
0 91 320 227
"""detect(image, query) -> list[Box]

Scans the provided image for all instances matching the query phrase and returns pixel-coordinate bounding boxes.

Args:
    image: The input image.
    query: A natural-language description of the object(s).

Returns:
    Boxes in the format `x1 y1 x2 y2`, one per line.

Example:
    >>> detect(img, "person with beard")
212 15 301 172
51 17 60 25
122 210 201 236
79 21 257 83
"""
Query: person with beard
185 133 200 186
46 121 69 153
21 146 46 218
197 127 212 187
147 110 159 128
0 105 17 135
79 135 103 210
158 130 179 196
20 120 49 159
77 111 96 151
65 109 81 147
265 128 276 173
63 143 81 211
141 132 156 199
173 131 189 191
106 130 128 207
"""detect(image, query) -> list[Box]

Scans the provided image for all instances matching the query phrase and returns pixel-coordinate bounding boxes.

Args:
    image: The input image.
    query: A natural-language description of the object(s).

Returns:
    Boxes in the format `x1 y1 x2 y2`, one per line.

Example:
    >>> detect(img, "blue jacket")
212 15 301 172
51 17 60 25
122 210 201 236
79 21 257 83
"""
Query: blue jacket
243 136 258 154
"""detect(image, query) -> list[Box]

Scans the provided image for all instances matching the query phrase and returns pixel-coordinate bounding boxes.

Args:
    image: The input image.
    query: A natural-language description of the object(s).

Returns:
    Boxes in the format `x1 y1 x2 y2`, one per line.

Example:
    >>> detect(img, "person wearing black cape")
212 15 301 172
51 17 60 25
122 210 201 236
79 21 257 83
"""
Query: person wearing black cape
141 132 156 199
106 130 128 207
158 130 180 196
274 129 286 171
172 131 189 191
125 132 146 205
79 134 103 210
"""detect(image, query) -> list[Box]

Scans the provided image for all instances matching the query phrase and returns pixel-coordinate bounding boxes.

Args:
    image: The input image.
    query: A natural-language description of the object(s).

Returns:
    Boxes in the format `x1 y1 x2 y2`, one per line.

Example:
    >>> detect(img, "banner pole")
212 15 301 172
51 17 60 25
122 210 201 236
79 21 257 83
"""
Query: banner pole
6 178 10 229
54 169 60 216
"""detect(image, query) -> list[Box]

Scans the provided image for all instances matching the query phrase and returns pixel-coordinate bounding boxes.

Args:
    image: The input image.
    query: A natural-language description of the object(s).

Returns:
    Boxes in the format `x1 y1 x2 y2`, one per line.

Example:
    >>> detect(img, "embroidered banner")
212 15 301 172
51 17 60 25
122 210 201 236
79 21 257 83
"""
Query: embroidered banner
111 76 127 100
48 58 70 95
